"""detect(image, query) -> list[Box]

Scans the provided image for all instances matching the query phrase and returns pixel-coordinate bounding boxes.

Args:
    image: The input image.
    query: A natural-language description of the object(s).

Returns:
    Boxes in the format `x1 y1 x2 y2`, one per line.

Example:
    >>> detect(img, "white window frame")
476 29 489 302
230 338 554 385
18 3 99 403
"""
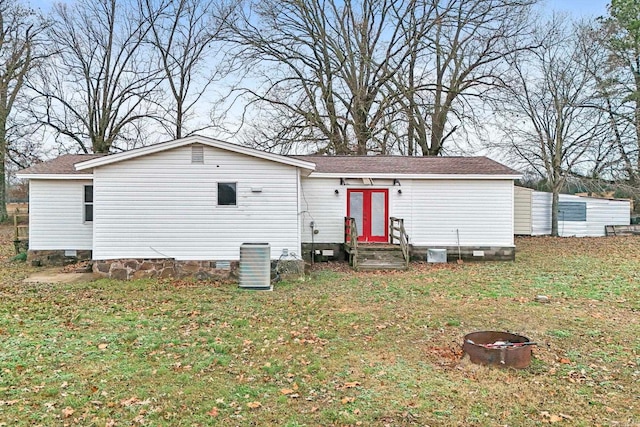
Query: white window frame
84 185 94 222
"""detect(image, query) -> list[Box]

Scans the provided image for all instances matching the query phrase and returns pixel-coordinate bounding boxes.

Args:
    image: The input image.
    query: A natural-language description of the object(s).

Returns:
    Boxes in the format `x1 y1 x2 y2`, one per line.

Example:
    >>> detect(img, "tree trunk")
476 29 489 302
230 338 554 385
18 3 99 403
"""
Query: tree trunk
631 72 640 211
428 108 447 156
0 119 7 222
176 100 183 140
550 188 559 237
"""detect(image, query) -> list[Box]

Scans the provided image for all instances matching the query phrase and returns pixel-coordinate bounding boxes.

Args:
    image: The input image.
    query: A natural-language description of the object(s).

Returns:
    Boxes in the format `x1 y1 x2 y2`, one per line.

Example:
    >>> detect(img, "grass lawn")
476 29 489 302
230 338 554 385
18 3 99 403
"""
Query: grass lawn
0 229 639 426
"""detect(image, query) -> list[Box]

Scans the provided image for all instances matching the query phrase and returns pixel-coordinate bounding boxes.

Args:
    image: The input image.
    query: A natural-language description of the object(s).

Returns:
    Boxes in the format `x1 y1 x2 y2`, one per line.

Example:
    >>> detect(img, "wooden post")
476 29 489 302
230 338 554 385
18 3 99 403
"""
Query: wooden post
13 208 20 254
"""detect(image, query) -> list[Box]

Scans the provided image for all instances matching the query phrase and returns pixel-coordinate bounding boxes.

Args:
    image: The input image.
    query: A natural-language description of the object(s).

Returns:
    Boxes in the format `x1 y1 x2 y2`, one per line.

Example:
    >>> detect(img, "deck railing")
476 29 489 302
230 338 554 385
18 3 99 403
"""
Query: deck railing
344 216 358 269
390 217 409 268
13 207 29 254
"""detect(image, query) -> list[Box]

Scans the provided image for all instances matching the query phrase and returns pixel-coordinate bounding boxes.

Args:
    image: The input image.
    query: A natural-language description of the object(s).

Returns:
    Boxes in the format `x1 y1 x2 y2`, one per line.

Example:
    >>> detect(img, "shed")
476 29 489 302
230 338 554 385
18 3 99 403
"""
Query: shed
514 187 631 237
514 186 533 235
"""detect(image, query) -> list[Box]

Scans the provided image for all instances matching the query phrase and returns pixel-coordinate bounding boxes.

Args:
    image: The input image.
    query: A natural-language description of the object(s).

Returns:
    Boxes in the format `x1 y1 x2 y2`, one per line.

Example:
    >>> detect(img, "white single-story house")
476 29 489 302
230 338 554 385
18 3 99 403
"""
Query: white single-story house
17 136 521 278
514 186 630 237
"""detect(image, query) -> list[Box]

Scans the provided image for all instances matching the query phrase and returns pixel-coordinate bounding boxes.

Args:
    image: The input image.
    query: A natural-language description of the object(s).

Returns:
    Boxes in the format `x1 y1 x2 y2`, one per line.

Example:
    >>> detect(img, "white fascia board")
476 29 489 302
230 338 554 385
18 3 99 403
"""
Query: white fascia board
15 174 94 180
308 172 522 180
75 135 316 172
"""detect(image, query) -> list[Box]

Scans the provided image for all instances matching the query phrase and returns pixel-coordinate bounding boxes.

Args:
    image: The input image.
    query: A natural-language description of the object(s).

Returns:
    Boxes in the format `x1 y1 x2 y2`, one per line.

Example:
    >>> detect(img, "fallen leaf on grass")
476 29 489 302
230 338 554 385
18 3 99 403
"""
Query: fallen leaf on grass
247 401 262 409
342 381 360 389
62 407 74 418
98 343 108 350
120 397 150 407
541 411 571 423
341 397 355 404
559 358 571 364
281 388 295 395
207 407 219 417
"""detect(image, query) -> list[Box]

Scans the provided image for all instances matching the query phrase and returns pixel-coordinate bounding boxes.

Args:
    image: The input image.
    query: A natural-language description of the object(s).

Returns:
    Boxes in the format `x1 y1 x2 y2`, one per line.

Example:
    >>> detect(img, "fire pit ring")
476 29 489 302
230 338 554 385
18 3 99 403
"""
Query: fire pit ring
463 331 535 369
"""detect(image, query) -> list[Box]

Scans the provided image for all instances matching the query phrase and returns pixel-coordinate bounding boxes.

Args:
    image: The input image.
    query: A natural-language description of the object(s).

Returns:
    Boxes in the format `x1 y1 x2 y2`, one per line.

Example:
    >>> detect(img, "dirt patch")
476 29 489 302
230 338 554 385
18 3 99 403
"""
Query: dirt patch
23 268 98 284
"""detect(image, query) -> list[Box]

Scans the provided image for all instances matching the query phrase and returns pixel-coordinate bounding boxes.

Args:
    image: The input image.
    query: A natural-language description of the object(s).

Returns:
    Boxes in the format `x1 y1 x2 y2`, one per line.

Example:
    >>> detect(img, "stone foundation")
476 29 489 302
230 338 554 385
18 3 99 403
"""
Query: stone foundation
410 245 515 262
93 258 306 281
93 259 240 281
28 250 92 267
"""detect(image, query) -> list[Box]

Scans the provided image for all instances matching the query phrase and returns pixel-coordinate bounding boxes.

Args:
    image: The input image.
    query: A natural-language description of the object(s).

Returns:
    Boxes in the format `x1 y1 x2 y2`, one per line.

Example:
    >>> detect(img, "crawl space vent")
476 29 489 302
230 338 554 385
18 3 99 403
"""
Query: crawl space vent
191 145 204 164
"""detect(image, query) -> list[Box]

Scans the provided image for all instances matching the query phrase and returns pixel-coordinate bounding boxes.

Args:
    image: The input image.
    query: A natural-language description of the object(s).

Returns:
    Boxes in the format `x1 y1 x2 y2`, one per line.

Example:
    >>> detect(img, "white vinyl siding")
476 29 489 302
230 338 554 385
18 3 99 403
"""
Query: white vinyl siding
299 178 348 243
92 145 301 260
404 180 514 247
300 177 515 247
299 178 405 243
531 191 630 237
28 179 94 250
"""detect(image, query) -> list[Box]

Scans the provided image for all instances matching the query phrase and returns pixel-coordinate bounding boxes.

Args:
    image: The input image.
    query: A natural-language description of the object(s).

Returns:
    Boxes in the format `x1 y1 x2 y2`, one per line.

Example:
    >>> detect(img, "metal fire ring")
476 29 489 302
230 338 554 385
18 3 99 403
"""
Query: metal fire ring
463 331 535 369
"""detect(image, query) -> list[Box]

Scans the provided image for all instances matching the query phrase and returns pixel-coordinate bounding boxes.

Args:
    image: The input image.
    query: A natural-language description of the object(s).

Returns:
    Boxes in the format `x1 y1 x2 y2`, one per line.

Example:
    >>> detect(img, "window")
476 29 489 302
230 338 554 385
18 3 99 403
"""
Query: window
558 201 586 222
84 185 93 222
218 182 237 206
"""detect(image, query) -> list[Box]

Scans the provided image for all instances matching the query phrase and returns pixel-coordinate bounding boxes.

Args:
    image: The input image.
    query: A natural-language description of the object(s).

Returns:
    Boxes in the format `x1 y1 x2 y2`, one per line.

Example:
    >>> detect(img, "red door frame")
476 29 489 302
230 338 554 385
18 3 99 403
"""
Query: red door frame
347 189 389 243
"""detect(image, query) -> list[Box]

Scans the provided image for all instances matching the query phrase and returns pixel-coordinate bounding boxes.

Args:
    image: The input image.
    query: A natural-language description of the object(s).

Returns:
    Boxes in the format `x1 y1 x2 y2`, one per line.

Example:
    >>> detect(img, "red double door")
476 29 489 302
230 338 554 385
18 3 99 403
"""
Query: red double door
347 189 388 243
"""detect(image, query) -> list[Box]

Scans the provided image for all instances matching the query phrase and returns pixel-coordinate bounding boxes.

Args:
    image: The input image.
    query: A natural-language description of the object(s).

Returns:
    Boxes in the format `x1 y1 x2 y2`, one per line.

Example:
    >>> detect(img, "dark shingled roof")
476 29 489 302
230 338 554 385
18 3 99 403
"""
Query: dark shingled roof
290 155 520 176
19 152 519 177
18 154 104 175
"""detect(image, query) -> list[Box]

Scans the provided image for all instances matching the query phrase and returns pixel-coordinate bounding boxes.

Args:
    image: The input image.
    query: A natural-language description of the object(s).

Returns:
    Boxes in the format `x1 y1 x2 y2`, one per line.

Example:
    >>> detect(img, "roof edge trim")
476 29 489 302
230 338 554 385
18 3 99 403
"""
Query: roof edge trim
75 135 316 171
16 174 94 180
307 172 522 180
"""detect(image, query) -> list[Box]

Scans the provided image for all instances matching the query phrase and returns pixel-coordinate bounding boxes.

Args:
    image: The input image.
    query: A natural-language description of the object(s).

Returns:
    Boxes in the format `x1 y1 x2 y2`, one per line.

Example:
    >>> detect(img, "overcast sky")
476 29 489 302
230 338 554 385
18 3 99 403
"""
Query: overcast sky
31 0 610 17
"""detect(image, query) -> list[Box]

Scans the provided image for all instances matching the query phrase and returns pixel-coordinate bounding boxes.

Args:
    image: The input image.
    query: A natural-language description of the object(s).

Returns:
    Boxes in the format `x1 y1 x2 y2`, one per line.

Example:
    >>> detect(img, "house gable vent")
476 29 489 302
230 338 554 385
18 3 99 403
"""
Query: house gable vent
192 145 204 164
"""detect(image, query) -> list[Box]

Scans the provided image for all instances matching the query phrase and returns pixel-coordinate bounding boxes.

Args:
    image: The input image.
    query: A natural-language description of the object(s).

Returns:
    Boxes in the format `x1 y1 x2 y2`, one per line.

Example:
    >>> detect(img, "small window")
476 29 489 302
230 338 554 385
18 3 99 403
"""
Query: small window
558 201 586 222
84 185 93 222
218 182 237 206
192 145 204 164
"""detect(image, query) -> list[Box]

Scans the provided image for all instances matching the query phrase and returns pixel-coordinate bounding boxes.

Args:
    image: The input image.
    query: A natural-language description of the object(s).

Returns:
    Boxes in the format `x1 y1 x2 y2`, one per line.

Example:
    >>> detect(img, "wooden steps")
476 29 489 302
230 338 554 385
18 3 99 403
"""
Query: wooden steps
346 243 408 271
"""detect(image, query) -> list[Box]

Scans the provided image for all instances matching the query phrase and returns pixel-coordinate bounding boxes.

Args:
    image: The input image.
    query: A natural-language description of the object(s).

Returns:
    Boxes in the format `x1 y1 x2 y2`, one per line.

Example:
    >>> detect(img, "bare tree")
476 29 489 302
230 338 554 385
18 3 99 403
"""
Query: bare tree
32 0 161 154
595 0 640 185
221 0 416 155
142 0 230 139
0 0 49 220
499 18 607 236
221 0 540 156
391 0 538 156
